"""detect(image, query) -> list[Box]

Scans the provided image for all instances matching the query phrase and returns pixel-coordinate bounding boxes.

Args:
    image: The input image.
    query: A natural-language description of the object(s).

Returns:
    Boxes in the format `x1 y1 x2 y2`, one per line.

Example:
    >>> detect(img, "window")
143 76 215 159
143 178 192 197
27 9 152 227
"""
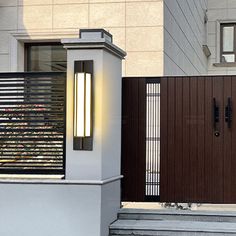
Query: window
221 24 236 63
25 42 67 72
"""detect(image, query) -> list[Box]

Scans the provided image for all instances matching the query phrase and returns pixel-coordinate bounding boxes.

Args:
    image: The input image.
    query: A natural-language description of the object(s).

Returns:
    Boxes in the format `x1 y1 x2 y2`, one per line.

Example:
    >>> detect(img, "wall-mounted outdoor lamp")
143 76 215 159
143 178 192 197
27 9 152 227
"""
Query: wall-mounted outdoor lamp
73 60 93 150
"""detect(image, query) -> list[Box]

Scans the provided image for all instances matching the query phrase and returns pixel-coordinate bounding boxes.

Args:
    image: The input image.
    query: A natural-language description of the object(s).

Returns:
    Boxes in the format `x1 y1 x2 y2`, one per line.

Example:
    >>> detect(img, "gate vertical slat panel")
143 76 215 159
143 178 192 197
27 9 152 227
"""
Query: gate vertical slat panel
197 77 205 202
231 77 236 202
204 77 213 202
167 77 176 202
121 78 137 201
182 77 190 202
189 77 198 201
223 76 232 203
175 77 183 202
212 77 224 203
160 78 168 201
121 78 146 202
132 80 139 199
138 78 147 201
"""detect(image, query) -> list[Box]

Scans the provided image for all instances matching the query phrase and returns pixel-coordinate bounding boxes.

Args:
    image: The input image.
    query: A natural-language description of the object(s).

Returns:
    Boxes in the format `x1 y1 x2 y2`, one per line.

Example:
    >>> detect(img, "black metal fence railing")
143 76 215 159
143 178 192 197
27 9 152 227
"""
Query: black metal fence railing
146 78 160 201
0 72 66 176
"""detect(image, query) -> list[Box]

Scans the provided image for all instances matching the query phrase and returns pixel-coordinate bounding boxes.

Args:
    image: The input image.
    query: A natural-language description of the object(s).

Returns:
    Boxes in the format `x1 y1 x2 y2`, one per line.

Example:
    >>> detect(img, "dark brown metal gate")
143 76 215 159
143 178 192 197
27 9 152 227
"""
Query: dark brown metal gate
121 77 146 201
121 77 160 202
122 76 236 203
161 76 236 203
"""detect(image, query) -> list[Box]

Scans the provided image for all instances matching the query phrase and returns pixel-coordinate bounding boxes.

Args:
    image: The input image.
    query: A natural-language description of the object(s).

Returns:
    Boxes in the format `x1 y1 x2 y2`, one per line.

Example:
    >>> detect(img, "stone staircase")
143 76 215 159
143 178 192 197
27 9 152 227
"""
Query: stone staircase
109 208 236 235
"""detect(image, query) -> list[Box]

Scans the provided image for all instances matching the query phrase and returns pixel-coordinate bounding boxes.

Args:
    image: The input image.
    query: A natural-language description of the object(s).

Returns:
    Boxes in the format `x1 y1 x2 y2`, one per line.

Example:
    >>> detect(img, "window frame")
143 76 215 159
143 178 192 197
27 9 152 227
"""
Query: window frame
24 42 66 72
220 23 236 63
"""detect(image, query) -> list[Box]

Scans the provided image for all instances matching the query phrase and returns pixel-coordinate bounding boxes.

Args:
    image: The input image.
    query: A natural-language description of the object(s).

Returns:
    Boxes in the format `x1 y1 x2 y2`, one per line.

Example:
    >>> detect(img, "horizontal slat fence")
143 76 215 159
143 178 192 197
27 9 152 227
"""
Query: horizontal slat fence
0 72 66 175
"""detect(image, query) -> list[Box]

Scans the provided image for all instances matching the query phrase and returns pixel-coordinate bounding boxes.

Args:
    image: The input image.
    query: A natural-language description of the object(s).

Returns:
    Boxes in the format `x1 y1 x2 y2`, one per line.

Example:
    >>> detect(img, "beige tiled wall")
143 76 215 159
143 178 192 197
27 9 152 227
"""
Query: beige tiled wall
0 0 164 76
18 5 53 29
53 4 89 28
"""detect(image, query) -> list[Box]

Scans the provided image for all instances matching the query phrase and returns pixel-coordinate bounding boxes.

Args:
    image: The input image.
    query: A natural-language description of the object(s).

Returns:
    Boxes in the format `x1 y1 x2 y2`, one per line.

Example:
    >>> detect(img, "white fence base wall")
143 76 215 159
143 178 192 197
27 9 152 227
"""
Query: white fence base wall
0 179 121 236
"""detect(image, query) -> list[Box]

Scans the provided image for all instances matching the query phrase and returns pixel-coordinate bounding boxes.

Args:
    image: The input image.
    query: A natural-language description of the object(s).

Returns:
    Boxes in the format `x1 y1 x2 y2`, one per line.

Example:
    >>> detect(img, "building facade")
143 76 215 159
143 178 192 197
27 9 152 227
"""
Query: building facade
1 0 236 76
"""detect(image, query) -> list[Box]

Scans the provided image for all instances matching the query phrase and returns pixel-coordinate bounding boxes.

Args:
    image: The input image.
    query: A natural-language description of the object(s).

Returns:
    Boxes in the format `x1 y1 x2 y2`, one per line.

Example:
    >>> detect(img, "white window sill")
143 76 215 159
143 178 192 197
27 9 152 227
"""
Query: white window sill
213 62 236 67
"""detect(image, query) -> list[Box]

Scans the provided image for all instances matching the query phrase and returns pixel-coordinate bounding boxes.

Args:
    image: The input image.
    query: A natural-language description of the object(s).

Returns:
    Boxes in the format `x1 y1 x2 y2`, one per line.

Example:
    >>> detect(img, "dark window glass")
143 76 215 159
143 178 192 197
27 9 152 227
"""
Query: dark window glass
25 43 67 72
221 24 236 63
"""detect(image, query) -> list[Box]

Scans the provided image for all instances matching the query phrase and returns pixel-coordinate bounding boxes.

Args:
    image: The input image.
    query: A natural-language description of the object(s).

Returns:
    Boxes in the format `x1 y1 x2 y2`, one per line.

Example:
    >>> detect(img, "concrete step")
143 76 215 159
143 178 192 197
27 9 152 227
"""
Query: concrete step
109 219 236 235
118 208 236 222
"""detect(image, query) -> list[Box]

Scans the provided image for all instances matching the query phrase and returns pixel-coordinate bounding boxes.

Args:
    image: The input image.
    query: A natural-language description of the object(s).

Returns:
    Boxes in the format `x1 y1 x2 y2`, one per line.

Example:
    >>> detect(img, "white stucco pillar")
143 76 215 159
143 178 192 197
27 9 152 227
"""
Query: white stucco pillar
62 29 126 236
62 29 126 180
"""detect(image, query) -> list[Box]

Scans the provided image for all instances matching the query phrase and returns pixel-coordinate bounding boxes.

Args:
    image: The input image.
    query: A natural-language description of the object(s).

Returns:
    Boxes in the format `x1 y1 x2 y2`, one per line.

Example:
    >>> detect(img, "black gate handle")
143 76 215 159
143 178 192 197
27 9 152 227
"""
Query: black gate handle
225 97 232 128
213 98 219 128
213 98 220 136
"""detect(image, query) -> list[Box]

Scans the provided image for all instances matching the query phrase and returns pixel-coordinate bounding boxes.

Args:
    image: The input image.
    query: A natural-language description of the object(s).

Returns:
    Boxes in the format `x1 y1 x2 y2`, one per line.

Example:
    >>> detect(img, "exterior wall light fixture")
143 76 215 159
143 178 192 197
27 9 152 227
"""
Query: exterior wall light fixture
73 60 93 150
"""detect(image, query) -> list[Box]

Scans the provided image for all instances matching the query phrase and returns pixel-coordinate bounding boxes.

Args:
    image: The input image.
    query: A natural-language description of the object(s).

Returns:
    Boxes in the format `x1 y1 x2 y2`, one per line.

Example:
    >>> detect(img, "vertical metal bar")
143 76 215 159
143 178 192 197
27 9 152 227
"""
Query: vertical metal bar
151 84 155 196
159 83 160 195
154 83 156 196
146 84 148 195
146 83 148 195
149 83 152 196
155 83 158 196
154 84 156 196
148 83 150 196
157 83 159 195
63 74 67 178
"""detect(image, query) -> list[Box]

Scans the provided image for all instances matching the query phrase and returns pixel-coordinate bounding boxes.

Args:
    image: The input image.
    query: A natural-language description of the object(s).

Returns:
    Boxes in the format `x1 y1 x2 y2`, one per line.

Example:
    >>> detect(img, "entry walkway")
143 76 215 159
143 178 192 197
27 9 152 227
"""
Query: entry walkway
122 202 236 211
110 203 236 235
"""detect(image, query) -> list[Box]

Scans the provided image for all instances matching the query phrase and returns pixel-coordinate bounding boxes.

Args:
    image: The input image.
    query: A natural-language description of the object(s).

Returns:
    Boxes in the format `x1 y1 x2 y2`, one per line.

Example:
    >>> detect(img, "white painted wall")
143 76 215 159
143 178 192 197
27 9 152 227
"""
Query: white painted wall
207 0 236 75
163 0 208 76
0 181 101 236
101 180 121 236
0 179 120 236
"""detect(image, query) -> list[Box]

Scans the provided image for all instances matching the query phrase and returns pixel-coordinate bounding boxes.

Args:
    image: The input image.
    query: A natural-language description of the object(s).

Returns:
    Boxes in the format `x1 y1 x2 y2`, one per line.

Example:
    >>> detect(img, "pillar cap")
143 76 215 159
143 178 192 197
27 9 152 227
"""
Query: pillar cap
79 29 113 43
61 28 126 59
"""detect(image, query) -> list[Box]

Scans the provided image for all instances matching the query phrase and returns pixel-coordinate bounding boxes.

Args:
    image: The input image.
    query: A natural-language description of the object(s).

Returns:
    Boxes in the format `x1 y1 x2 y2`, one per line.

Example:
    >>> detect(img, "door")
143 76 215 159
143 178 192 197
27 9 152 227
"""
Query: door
160 76 236 203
